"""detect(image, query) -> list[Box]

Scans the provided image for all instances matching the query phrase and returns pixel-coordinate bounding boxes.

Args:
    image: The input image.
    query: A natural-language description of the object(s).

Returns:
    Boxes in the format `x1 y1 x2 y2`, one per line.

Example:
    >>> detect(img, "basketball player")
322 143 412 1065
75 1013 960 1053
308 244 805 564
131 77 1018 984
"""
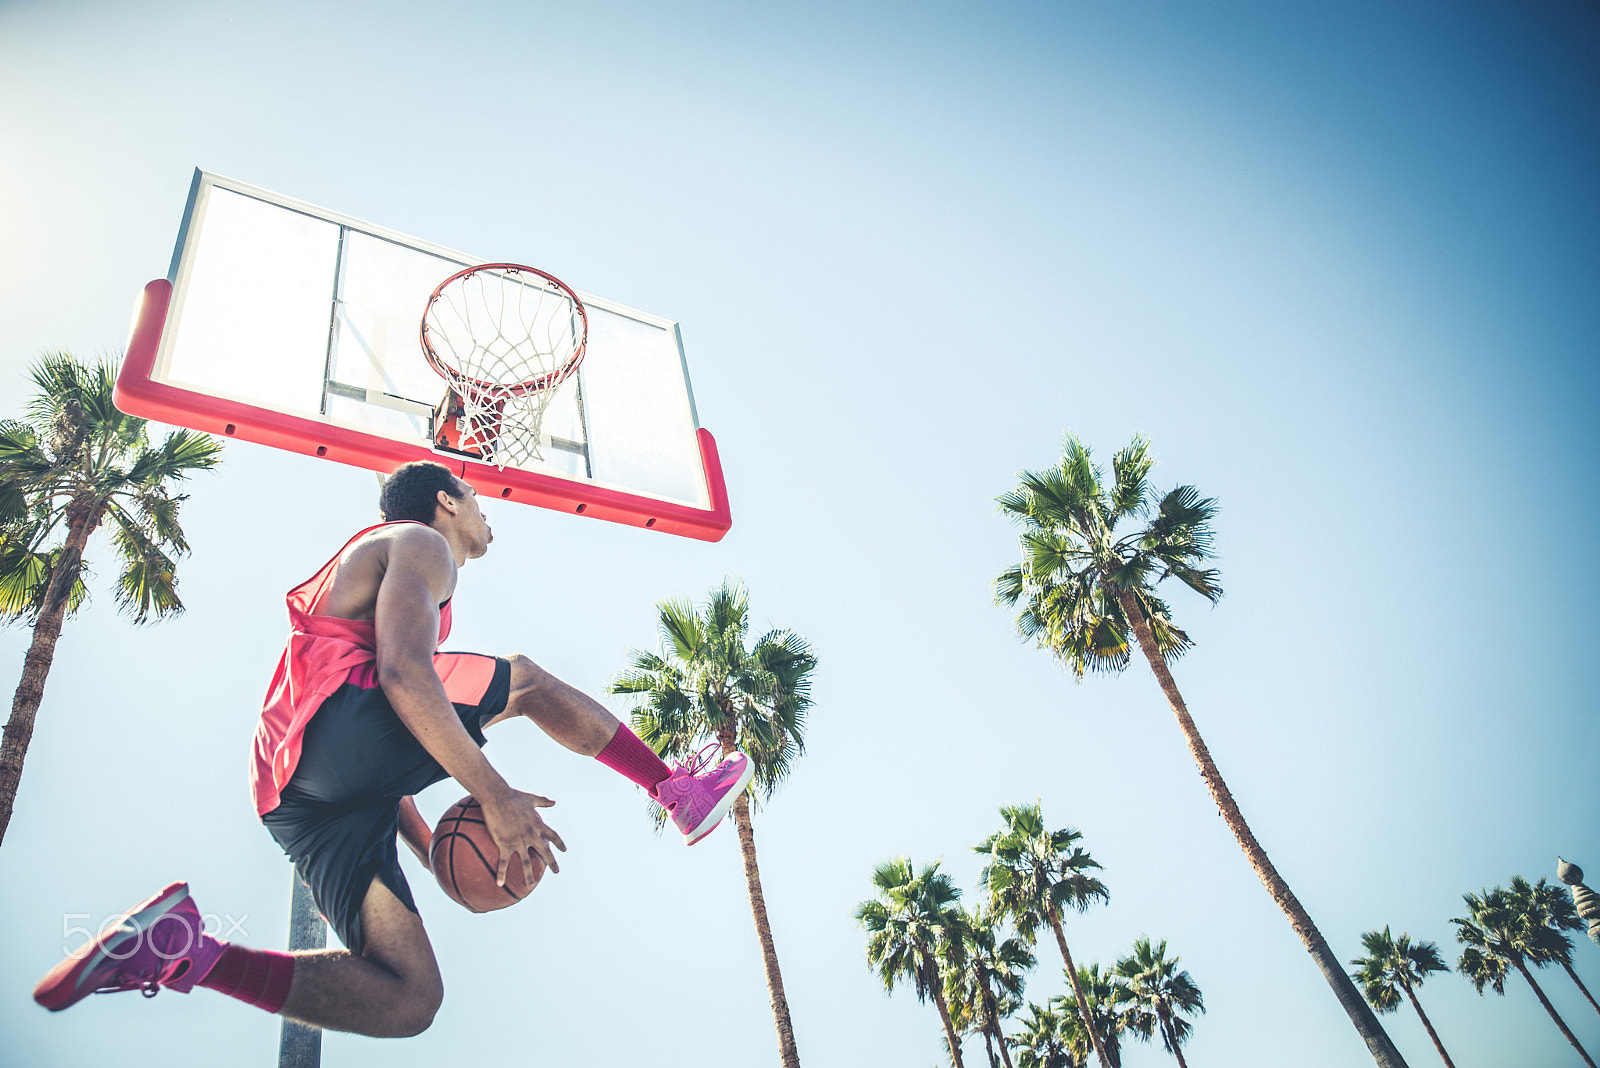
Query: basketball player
33 461 752 1035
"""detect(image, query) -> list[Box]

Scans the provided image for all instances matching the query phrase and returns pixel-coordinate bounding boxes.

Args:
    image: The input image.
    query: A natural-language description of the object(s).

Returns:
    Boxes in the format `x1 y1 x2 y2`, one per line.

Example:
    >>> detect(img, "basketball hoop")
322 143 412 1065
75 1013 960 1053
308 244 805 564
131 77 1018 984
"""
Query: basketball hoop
420 263 589 468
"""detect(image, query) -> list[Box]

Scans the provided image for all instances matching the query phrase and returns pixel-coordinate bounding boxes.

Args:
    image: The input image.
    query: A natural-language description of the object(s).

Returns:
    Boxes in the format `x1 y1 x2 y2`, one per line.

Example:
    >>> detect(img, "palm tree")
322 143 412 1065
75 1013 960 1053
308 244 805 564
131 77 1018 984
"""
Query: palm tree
945 906 1036 1068
610 580 814 1068
1115 937 1204 1068
1013 1001 1085 1068
1521 874 1600 1016
856 857 971 1068
994 435 1408 1068
941 945 991 1068
1056 963 1126 1068
1351 927 1455 1068
975 802 1113 1068
1454 883 1596 1067
939 925 989 1068
0 352 221 845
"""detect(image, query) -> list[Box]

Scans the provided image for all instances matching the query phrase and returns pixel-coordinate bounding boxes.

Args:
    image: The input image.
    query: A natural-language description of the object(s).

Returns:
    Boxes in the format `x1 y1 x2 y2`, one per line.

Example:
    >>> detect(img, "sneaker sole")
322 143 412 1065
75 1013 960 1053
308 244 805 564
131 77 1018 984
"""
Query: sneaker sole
685 757 756 846
33 881 192 1012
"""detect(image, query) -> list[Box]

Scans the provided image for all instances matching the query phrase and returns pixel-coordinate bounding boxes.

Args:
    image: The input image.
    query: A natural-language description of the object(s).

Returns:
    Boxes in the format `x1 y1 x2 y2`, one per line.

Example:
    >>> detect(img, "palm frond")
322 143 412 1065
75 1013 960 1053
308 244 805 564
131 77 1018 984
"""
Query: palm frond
0 542 50 619
105 501 183 623
1108 435 1152 523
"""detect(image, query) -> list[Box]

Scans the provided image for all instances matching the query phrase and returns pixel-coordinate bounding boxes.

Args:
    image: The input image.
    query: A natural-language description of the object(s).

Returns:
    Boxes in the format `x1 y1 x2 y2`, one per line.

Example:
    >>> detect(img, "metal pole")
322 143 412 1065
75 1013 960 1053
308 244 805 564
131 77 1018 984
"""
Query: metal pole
278 873 327 1067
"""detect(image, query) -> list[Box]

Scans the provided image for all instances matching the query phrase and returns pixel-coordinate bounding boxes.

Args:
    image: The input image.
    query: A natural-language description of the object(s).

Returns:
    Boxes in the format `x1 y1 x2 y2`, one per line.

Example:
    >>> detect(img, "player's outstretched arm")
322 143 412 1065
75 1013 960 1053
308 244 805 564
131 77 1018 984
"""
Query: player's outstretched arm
374 527 566 883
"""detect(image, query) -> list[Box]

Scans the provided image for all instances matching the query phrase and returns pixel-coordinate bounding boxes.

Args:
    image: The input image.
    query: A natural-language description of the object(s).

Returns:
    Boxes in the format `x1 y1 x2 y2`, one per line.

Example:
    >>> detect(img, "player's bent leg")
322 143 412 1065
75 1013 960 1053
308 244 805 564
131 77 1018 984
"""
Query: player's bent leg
33 876 440 1037
488 653 620 754
278 875 444 1038
486 655 755 846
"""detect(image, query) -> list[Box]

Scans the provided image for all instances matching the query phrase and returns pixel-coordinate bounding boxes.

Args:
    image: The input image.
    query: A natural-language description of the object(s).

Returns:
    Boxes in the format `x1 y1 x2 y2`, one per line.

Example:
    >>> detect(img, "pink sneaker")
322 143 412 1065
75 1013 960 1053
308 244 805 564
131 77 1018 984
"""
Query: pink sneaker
651 744 755 845
33 881 224 1012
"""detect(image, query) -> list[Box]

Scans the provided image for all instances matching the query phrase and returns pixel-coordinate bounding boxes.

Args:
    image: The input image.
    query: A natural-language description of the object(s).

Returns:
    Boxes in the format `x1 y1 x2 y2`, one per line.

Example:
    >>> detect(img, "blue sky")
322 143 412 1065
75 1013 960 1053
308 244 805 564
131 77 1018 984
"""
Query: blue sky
2 1 1597 1066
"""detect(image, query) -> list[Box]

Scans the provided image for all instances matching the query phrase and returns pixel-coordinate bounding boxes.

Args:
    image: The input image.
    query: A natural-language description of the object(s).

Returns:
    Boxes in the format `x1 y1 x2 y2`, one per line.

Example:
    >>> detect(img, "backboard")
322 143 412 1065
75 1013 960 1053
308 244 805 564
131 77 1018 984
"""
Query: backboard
116 170 730 541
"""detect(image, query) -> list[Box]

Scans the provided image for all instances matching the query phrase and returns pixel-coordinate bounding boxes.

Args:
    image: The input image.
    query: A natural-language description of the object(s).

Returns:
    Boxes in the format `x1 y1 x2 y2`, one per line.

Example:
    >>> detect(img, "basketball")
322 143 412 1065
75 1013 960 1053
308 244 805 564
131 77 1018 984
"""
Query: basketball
428 796 544 913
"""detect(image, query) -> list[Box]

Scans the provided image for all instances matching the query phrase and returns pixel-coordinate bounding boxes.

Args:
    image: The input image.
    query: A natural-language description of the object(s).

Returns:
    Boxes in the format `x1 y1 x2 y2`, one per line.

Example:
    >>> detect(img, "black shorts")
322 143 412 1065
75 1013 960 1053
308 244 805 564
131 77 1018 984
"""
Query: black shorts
261 653 511 954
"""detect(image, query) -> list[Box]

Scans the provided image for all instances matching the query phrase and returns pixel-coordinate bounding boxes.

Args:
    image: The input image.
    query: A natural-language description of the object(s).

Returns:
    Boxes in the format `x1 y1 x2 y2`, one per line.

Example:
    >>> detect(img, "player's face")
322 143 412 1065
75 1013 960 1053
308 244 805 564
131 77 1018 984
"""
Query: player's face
452 478 493 556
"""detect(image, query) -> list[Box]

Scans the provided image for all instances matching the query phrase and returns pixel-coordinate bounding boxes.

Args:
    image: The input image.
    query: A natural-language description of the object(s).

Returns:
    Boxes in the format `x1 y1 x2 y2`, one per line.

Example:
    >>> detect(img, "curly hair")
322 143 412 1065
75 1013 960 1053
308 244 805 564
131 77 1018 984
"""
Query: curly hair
379 462 463 524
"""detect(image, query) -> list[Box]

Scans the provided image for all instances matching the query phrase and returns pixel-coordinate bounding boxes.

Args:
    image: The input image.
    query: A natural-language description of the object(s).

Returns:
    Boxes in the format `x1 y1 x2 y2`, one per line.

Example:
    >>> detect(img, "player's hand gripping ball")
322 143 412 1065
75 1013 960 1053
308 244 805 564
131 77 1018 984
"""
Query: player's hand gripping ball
429 796 544 912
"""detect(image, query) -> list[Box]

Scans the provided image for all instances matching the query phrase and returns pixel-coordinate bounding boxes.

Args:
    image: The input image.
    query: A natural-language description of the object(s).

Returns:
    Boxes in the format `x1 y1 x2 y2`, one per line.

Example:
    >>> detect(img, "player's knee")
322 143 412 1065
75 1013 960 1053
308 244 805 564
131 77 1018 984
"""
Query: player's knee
506 653 550 695
392 979 444 1037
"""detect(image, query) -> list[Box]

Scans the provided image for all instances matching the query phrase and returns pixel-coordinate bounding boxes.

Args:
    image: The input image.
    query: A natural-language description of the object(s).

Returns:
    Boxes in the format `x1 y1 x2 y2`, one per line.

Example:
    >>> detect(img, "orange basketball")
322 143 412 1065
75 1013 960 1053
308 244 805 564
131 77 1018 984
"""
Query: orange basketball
428 796 544 913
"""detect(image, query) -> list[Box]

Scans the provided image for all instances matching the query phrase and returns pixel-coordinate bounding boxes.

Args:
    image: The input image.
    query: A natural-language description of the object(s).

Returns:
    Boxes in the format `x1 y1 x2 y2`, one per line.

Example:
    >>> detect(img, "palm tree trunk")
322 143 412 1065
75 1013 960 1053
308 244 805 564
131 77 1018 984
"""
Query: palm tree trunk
0 509 94 846
1157 1006 1189 1068
991 1024 1012 1068
731 789 802 1068
924 949 968 1068
1397 981 1456 1068
1047 907 1113 1068
1512 957 1596 1067
982 981 1015 1068
1118 591 1409 1068
1562 960 1600 1016
992 1023 1013 1068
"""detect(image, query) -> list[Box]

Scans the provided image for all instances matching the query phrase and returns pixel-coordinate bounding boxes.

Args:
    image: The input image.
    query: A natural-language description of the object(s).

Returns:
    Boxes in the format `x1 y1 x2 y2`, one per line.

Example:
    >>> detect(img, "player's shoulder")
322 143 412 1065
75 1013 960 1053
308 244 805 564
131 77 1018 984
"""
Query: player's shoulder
338 521 447 567
374 520 448 547
369 521 454 571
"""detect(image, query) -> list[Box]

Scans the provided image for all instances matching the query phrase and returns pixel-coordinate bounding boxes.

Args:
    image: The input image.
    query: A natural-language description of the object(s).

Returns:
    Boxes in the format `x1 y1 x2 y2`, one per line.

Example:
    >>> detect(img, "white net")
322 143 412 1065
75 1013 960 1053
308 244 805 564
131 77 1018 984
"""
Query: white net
421 264 588 468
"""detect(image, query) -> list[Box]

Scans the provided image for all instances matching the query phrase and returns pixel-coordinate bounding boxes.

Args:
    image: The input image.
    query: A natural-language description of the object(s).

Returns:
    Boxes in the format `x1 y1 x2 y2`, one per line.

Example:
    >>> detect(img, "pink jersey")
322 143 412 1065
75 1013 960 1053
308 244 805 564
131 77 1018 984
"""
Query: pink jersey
250 522 453 816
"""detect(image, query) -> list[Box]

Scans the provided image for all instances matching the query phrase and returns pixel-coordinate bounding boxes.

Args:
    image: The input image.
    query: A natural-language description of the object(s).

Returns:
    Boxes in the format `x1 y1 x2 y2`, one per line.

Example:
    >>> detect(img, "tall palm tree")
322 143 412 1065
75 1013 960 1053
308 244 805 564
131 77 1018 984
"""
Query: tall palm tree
610 580 815 1068
1114 937 1204 1068
856 857 971 1068
994 434 1408 1068
1520 874 1600 1016
945 906 1036 1068
0 352 221 845
1454 883 1596 1067
1350 927 1455 1068
1013 1001 1085 1068
1056 963 1126 1068
975 802 1113 1068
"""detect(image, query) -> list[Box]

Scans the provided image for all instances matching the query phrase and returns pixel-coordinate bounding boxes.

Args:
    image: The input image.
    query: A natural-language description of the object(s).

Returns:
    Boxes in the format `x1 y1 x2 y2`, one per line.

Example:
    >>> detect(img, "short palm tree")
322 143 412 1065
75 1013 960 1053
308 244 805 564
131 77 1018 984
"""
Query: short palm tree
975 802 1112 1068
1351 927 1456 1068
857 857 970 1068
945 906 1036 1068
1013 1001 1085 1068
1114 937 1204 1068
1056 963 1126 1068
610 580 814 1068
994 435 1407 1068
941 949 990 1068
1454 883 1596 1067
0 352 221 845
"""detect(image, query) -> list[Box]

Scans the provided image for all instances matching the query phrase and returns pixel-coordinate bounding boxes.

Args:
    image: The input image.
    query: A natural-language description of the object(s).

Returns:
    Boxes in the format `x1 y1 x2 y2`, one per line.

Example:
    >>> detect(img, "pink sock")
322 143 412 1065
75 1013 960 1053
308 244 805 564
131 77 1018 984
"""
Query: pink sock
196 941 295 1014
595 724 672 792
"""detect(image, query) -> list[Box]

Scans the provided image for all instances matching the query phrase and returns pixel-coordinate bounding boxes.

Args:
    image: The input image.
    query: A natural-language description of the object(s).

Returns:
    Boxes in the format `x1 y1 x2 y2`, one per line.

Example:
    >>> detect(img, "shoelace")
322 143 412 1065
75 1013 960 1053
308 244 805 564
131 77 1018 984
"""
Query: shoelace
658 743 728 809
103 957 189 999
682 741 725 777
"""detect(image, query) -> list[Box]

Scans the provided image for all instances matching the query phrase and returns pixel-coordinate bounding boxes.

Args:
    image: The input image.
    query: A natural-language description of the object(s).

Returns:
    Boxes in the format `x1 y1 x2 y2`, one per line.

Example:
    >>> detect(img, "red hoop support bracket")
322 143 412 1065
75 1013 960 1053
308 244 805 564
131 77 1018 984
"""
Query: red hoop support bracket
115 279 732 542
